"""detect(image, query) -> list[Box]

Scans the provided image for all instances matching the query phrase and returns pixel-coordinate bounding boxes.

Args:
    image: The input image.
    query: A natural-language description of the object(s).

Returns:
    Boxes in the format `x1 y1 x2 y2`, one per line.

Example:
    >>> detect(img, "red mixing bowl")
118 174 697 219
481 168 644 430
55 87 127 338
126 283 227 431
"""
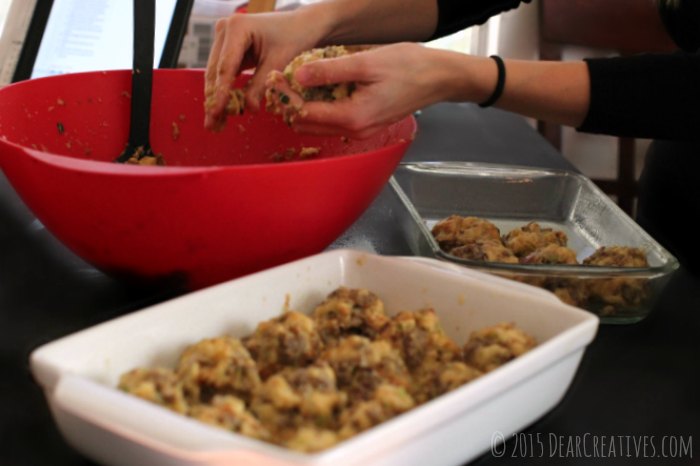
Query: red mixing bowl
0 70 416 289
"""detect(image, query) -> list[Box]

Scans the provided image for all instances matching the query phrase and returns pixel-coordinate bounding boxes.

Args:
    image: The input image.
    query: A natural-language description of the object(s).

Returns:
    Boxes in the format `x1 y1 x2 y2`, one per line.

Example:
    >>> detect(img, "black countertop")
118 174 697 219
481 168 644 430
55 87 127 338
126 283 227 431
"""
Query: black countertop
1 103 698 465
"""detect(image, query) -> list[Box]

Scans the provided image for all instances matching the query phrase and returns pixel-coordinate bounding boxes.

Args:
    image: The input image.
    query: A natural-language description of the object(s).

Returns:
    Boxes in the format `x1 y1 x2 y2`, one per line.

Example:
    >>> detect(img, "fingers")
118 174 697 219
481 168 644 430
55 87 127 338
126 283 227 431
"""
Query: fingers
204 16 254 130
292 99 393 139
297 100 361 128
205 18 248 129
294 54 373 88
203 14 305 127
244 61 279 112
265 70 307 124
204 19 225 92
204 34 408 137
204 19 228 129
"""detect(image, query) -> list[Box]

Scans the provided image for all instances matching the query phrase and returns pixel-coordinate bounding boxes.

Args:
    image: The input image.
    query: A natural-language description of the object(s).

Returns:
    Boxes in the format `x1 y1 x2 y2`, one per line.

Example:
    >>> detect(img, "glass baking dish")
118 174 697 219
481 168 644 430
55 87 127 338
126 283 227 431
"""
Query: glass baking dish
390 162 679 324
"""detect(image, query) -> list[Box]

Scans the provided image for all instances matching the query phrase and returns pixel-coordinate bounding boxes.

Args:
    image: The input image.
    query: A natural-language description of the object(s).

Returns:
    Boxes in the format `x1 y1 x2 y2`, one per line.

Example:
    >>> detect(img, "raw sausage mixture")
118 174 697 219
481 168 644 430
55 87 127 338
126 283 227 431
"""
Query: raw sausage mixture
119 287 536 452
431 215 649 314
265 45 357 125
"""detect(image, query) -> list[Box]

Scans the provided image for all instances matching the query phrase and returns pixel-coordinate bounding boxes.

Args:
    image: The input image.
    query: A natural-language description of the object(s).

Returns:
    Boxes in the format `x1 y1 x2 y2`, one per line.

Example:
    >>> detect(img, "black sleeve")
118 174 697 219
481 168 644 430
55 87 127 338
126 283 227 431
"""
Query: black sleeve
430 0 531 40
578 52 700 141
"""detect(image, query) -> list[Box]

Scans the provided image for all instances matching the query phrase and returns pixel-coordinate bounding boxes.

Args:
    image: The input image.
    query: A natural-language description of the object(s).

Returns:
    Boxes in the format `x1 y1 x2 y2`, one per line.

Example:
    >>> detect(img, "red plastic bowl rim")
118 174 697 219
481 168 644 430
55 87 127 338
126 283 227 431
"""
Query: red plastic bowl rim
0 70 417 177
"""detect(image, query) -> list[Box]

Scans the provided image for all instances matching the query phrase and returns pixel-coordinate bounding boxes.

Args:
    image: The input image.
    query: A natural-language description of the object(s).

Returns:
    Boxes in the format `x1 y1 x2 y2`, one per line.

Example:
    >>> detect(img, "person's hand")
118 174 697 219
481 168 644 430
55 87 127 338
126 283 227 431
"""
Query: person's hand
290 43 457 139
203 10 323 130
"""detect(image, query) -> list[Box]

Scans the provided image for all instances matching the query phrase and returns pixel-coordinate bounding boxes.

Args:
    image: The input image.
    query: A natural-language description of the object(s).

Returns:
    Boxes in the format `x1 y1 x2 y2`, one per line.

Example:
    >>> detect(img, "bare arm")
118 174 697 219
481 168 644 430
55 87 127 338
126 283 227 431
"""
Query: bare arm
292 44 590 137
458 57 590 128
203 0 439 129
308 0 439 44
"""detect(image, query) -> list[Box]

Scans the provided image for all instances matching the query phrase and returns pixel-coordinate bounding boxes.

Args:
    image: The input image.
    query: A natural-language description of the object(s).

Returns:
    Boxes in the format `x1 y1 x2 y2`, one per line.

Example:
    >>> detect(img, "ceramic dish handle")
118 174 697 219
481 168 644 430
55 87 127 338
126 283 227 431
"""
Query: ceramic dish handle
399 256 564 304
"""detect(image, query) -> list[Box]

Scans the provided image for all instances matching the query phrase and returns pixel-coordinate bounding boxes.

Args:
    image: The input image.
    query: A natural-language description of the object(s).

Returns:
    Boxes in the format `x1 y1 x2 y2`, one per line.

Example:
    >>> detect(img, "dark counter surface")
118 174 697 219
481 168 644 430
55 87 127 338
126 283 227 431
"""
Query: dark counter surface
1 103 698 465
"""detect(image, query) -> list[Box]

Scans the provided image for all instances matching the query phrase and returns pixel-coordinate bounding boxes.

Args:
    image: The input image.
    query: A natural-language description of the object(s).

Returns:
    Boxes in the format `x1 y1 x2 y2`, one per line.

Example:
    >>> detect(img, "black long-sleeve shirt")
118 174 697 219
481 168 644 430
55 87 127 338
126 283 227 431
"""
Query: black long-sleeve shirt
431 0 530 39
580 53 700 141
432 0 700 141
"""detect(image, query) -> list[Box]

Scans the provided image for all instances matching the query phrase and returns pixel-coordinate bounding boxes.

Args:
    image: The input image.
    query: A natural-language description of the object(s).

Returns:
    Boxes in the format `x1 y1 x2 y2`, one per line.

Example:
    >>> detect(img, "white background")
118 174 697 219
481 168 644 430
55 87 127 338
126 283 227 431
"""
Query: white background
32 0 178 78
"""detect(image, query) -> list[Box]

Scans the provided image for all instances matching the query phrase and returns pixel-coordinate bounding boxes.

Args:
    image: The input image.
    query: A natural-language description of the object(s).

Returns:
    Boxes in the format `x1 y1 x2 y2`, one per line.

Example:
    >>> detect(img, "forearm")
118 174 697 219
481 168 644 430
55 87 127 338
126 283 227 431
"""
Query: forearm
298 0 439 45
495 59 590 127
298 0 532 46
432 52 590 127
289 44 589 138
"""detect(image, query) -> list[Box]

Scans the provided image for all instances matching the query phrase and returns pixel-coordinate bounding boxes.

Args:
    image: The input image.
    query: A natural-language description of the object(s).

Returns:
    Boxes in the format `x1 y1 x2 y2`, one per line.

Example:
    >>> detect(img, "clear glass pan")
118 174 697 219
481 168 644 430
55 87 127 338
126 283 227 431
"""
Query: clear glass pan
390 162 679 324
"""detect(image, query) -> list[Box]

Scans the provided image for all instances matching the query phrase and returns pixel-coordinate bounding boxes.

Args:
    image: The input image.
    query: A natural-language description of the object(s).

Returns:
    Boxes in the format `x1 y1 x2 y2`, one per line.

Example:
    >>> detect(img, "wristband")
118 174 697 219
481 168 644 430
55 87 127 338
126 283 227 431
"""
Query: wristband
479 55 506 108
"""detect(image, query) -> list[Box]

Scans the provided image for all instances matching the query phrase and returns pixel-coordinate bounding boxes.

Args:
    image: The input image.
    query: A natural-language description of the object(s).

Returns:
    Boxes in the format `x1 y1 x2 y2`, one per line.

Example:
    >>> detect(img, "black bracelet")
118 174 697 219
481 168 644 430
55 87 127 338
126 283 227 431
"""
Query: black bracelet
479 55 506 108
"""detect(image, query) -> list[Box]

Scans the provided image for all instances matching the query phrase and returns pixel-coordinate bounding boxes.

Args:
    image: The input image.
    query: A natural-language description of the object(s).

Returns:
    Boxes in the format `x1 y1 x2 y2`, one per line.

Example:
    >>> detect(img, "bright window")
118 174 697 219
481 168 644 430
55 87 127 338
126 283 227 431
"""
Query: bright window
0 0 13 37
425 16 501 56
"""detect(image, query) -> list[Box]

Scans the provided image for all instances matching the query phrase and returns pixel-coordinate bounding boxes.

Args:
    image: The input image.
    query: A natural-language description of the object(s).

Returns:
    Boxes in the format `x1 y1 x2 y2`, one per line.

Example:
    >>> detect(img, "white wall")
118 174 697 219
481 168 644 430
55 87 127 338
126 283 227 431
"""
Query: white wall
498 0 539 61
495 0 648 183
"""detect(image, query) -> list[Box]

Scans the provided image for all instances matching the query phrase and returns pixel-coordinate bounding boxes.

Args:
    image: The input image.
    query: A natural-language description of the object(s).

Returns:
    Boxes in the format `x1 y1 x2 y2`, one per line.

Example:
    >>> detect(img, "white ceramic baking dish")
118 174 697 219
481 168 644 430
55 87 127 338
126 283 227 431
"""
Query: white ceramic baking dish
30 249 598 466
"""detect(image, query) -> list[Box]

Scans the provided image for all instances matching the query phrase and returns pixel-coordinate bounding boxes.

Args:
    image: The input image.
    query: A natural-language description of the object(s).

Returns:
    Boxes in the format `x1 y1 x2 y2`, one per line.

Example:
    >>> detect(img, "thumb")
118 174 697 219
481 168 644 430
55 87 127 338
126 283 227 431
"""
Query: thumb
294 54 371 88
